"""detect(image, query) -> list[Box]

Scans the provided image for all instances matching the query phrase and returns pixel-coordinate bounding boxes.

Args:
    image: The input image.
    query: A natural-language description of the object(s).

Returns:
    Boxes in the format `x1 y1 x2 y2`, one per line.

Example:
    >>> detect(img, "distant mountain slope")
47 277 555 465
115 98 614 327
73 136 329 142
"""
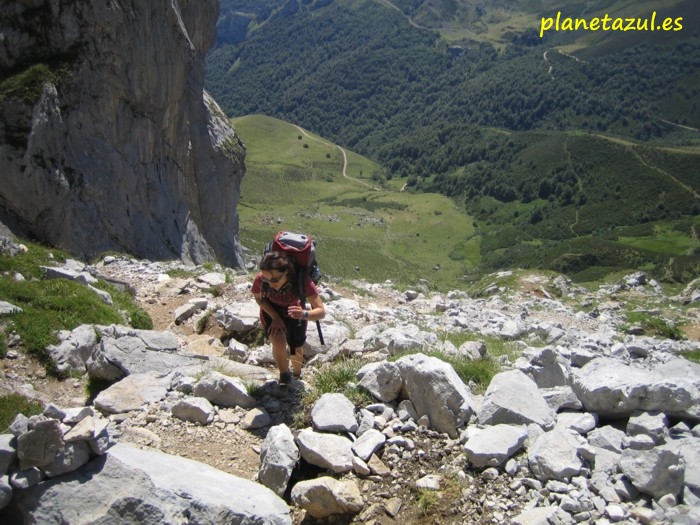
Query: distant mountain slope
207 0 700 282
235 114 700 283
208 0 699 153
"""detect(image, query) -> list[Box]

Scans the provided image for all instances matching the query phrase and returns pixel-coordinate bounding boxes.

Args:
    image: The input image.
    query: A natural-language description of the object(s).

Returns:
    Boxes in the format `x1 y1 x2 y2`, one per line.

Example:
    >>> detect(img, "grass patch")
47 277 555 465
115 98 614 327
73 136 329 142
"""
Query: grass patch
1 278 124 373
96 281 153 330
308 357 372 406
167 268 195 278
0 240 153 375
0 393 44 432
683 350 700 364
246 381 265 398
624 311 685 340
295 357 373 428
233 115 480 291
415 488 439 516
411 473 464 519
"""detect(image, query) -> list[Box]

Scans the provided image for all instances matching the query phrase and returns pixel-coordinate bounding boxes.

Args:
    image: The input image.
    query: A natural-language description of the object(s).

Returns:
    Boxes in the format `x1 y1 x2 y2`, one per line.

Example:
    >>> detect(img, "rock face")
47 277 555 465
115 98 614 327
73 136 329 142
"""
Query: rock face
0 0 245 267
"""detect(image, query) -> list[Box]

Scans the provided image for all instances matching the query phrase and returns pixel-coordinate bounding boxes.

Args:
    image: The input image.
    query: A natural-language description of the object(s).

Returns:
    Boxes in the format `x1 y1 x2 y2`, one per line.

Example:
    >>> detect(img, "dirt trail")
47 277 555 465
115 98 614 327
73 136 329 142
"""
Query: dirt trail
293 124 382 191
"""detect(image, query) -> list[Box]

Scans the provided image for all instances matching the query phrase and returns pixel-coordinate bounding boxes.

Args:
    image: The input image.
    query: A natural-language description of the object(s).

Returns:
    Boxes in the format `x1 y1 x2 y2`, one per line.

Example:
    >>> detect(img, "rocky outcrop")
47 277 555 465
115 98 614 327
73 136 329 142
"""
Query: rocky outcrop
0 0 244 267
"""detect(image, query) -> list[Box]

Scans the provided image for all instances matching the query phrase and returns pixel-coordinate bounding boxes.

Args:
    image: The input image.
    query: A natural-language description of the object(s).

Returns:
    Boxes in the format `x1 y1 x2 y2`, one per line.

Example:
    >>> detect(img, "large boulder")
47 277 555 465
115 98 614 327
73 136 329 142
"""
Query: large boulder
463 424 528 468
527 427 586 482
619 447 685 500
356 361 403 403
477 370 556 430
86 326 201 381
258 424 299 497
5 443 291 524
571 357 700 421
291 476 363 519
395 353 476 438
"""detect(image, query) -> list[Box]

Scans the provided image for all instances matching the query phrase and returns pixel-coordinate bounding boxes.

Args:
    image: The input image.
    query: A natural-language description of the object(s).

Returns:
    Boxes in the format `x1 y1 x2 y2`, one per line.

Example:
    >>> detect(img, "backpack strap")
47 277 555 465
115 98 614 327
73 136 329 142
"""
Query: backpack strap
296 268 307 305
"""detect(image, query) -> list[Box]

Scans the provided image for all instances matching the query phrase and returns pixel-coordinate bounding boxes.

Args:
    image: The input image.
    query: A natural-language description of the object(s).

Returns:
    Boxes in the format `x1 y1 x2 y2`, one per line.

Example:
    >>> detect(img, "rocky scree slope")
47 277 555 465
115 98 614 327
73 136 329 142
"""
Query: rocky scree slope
1 251 700 524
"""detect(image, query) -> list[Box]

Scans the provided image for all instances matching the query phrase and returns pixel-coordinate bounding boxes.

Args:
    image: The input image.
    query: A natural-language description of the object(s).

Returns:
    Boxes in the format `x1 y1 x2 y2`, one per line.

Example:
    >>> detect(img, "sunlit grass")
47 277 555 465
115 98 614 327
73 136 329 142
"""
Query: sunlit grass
294 357 373 429
0 393 43 432
0 241 152 375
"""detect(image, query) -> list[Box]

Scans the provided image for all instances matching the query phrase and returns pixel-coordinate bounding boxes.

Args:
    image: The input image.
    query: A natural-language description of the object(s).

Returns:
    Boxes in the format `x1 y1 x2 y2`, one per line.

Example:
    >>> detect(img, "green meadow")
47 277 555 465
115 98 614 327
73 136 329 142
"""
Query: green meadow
234 115 479 291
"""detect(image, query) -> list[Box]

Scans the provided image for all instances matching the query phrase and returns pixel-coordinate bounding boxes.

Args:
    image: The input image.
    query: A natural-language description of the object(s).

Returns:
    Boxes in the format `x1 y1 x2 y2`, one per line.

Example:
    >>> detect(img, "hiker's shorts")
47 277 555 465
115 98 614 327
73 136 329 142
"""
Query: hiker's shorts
260 305 307 353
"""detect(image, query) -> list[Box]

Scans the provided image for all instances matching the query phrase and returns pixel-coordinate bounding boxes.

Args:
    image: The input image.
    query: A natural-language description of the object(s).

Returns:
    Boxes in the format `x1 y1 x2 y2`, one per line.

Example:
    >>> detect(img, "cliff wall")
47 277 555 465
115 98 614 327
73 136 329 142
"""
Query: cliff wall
0 0 244 267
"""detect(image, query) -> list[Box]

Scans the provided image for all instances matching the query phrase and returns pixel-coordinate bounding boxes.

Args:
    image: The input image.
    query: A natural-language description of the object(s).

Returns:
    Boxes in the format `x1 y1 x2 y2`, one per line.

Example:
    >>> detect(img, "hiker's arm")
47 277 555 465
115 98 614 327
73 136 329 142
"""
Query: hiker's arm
288 295 324 321
254 294 286 333
288 295 325 321
305 294 325 321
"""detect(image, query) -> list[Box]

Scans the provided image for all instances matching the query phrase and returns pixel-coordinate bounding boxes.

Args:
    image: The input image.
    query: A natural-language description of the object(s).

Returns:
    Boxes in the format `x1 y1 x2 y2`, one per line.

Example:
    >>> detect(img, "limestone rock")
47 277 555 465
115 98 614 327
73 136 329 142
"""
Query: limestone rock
291 476 364 519
395 353 476 438
0 0 245 267
477 369 555 430
464 424 528 468
8 443 291 524
259 424 299 497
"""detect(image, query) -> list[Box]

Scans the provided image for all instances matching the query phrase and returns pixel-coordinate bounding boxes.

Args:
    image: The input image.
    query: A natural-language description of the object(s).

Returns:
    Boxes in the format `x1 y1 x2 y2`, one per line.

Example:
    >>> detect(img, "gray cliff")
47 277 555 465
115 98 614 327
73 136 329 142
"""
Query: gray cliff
0 0 244 267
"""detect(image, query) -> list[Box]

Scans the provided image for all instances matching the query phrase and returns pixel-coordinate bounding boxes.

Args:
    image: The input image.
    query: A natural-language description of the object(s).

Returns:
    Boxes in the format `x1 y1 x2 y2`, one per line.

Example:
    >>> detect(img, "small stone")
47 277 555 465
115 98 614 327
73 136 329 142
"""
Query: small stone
384 497 402 517
482 468 499 481
605 504 628 521
416 474 442 490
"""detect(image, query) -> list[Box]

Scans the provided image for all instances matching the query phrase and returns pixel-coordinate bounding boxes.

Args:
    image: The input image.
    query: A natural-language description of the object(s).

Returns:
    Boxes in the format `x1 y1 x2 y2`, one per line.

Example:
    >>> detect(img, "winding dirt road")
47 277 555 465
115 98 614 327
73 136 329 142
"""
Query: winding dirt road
293 124 381 191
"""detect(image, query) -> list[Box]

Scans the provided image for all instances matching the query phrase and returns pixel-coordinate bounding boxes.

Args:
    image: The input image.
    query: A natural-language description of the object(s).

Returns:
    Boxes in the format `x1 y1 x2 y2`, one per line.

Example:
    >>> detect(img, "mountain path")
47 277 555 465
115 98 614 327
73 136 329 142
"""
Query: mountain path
293 124 382 191
630 148 700 201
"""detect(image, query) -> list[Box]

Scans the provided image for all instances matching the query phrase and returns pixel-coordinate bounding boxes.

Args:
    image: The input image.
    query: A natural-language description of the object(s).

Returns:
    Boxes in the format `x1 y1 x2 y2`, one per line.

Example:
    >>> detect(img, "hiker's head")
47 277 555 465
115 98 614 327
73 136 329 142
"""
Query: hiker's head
259 251 296 290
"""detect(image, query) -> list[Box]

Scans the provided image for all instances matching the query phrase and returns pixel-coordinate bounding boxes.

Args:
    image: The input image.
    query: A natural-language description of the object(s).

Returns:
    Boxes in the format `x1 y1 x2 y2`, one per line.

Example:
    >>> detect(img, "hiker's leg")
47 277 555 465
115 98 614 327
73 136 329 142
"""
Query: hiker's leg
262 309 290 375
270 331 289 374
289 319 307 378
291 346 303 377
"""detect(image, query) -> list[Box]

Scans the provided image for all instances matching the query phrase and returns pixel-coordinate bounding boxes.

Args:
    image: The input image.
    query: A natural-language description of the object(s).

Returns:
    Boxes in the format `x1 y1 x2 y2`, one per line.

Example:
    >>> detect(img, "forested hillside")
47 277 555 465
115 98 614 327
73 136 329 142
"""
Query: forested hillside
206 0 700 282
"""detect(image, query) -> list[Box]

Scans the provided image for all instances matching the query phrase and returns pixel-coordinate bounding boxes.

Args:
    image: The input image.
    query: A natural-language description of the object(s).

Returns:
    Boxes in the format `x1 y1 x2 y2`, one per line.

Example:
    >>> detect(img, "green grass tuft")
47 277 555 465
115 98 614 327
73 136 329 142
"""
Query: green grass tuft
309 357 372 404
0 393 43 432
295 357 373 428
0 240 153 375
625 311 685 340
683 350 700 364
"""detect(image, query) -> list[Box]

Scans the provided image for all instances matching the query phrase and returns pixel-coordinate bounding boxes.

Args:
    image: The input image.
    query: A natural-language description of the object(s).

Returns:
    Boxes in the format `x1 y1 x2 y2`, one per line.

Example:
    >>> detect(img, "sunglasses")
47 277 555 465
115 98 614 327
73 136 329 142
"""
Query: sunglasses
262 273 286 284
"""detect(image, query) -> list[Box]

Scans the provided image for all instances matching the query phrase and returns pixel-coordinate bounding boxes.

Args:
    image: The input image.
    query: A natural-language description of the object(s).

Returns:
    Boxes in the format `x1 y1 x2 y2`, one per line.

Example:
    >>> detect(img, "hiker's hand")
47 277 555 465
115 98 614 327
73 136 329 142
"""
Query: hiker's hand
288 300 305 320
268 316 286 336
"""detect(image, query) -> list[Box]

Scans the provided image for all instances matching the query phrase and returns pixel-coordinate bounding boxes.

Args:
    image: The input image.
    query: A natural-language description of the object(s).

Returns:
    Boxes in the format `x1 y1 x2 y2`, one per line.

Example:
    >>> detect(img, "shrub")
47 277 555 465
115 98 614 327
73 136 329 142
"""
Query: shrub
0 329 7 358
129 308 153 330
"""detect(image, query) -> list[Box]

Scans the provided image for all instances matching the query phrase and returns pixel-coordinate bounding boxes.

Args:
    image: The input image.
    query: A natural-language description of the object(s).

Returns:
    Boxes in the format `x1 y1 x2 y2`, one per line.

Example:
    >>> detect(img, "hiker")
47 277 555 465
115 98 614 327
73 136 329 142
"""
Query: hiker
252 250 325 385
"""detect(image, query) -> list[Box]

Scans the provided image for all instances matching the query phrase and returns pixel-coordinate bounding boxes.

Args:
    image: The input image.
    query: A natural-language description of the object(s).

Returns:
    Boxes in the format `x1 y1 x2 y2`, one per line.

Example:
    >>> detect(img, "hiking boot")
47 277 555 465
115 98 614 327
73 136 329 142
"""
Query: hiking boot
279 372 292 386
